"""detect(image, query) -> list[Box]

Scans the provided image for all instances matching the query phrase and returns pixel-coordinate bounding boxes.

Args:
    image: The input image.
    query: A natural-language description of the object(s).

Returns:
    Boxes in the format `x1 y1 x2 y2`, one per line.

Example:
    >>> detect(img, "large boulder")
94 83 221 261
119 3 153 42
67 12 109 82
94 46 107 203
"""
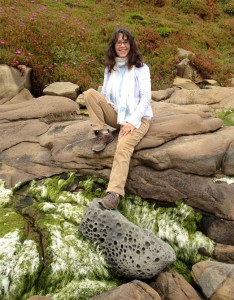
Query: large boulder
79 200 176 279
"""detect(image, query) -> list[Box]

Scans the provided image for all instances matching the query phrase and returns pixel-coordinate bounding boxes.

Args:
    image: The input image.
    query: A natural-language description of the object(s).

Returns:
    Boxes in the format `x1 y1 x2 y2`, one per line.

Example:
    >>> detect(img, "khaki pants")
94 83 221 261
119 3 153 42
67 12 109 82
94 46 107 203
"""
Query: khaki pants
84 88 150 196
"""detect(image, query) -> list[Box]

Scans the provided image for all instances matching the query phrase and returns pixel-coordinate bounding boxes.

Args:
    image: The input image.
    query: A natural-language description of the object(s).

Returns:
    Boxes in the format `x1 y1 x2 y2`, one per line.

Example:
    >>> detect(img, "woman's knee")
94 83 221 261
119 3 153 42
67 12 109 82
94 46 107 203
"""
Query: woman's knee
84 88 95 97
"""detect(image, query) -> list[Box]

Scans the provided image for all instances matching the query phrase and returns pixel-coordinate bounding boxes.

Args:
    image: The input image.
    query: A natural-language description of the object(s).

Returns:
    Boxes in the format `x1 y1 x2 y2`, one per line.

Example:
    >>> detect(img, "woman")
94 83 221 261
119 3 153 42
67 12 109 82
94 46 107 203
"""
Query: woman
84 28 153 210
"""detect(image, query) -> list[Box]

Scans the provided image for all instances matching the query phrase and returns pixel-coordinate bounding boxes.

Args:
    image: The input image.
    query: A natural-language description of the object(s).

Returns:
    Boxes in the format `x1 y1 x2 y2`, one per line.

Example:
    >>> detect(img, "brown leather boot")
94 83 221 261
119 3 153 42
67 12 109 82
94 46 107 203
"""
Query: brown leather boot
92 131 114 152
98 192 120 210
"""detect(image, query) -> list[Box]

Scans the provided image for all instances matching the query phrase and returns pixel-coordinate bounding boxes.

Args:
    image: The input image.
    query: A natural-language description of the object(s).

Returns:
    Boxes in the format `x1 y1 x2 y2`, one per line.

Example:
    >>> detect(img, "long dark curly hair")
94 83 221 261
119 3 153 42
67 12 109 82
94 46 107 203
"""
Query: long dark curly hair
105 28 144 72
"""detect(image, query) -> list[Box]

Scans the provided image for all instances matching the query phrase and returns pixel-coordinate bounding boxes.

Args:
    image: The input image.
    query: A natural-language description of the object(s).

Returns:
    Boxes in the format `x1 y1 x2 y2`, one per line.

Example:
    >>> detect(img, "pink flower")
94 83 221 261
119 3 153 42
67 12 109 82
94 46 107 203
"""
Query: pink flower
1 41 6 45
41 6 46 10
15 50 21 55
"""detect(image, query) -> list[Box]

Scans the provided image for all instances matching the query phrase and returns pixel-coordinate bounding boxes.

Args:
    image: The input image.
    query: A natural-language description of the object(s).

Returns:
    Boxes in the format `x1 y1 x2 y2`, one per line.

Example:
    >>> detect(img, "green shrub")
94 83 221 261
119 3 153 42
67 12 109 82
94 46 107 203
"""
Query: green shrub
224 0 234 15
171 0 211 19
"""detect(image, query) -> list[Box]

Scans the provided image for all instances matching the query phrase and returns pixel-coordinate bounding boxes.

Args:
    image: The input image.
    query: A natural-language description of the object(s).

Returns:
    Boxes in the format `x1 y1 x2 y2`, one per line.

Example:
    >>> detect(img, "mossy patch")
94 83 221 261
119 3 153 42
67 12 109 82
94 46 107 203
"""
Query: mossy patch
217 109 234 126
0 174 215 299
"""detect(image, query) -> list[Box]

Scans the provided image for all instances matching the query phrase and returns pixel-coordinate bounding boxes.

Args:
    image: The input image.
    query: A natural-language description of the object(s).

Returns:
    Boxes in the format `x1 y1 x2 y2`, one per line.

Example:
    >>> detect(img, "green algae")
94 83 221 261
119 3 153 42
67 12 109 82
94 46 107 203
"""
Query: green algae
0 180 13 208
0 229 41 300
0 173 216 299
119 196 214 266
0 208 25 238
18 175 121 299
217 109 234 126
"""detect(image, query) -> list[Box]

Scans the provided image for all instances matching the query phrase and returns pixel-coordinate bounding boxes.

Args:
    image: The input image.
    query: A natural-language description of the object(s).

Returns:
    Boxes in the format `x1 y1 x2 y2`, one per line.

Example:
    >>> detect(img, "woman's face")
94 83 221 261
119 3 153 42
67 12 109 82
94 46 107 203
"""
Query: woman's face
115 33 130 58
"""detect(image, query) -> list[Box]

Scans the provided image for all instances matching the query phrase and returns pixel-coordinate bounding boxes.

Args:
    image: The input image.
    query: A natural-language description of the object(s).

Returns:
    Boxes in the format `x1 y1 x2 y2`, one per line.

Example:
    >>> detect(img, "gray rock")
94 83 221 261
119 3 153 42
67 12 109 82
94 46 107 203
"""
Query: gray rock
79 199 176 279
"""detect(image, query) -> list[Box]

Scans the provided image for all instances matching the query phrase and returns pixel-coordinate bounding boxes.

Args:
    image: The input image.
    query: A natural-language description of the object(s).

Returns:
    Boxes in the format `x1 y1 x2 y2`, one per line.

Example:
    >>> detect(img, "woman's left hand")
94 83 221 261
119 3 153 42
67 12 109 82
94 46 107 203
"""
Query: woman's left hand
120 123 135 136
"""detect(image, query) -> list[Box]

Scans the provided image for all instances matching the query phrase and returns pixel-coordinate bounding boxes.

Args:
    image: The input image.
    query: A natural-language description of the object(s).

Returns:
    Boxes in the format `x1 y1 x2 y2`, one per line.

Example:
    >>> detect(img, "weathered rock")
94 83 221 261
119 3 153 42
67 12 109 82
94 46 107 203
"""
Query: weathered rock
76 93 86 107
43 82 79 100
150 270 202 300
136 102 223 150
176 58 203 83
79 199 176 279
0 84 233 247
90 280 161 300
192 261 234 300
173 76 200 90
7 88 34 104
203 79 220 87
166 87 234 107
214 243 234 264
177 48 195 60
200 215 234 245
0 64 31 103
135 127 234 176
127 167 234 221
151 88 178 101
229 78 234 87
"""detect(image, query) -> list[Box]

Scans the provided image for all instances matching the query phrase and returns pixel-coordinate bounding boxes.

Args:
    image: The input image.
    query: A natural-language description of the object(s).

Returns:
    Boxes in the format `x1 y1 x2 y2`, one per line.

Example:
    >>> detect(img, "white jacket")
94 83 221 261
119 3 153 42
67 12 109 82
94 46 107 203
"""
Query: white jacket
101 64 153 129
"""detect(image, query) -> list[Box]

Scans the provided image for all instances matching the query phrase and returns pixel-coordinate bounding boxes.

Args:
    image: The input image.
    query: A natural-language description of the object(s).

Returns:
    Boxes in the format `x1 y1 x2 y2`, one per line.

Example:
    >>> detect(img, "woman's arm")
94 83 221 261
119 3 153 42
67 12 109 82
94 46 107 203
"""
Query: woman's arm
125 64 151 129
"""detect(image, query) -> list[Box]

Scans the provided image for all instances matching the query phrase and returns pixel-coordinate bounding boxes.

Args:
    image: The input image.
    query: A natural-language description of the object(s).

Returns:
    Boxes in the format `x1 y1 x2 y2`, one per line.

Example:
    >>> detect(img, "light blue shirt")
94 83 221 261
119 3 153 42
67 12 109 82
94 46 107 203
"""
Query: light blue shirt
101 64 153 129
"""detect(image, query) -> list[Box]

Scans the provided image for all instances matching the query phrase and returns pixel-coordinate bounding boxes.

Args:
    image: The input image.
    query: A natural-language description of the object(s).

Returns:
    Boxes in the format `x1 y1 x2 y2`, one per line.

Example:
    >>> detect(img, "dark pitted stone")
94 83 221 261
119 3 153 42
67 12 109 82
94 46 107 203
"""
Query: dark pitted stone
79 199 176 279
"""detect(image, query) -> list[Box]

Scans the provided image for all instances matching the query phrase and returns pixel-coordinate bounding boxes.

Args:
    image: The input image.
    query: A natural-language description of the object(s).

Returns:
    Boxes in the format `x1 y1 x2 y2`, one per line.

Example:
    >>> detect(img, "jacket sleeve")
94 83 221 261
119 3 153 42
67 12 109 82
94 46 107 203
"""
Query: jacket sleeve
100 68 109 97
125 64 151 129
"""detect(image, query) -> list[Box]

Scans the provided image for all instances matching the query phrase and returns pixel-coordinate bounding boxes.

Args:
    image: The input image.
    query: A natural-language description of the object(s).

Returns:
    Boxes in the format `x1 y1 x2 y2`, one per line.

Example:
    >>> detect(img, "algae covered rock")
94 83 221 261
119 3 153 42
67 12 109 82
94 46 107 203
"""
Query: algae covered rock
0 173 216 299
0 183 41 300
0 174 121 300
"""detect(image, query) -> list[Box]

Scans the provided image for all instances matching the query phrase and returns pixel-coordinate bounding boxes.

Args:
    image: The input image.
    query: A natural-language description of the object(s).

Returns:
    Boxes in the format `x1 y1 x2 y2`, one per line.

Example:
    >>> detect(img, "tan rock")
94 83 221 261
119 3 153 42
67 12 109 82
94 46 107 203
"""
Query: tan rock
214 243 234 264
192 261 234 300
8 88 34 104
0 64 28 103
90 279 161 300
150 270 202 300
136 127 233 177
173 76 200 90
177 48 195 59
151 88 178 101
166 86 234 107
136 102 222 150
43 81 79 100
228 78 234 87
0 120 49 153
176 58 203 83
0 95 80 122
76 93 86 107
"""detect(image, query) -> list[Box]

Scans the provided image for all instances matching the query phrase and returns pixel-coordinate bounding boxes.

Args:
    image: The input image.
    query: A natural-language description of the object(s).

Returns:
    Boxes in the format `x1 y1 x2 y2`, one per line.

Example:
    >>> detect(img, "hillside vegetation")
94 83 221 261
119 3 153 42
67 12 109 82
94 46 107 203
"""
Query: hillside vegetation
1 0 234 95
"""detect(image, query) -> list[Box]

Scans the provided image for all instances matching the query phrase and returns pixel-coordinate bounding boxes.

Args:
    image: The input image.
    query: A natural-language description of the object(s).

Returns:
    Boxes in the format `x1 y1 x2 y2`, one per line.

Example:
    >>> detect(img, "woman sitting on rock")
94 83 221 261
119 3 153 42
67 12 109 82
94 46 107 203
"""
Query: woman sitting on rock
84 28 153 210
